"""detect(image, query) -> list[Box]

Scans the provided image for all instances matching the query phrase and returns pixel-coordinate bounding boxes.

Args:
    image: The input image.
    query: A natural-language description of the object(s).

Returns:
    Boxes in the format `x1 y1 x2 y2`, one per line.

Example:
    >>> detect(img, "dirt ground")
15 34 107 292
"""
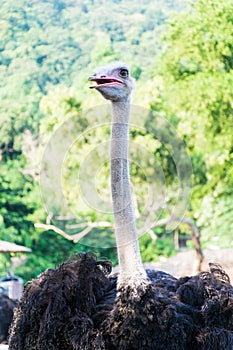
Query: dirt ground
144 248 233 281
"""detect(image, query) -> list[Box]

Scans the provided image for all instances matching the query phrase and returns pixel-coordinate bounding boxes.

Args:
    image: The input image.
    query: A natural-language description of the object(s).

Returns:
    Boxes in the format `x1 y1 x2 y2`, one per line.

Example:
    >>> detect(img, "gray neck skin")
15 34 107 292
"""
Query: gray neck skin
110 99 147 283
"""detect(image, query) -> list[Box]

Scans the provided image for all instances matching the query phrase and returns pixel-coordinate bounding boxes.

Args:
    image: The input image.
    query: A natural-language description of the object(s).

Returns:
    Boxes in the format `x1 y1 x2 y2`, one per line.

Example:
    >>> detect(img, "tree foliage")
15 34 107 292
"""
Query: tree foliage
0 0 232 281
1 0 186 280
154 0 233 246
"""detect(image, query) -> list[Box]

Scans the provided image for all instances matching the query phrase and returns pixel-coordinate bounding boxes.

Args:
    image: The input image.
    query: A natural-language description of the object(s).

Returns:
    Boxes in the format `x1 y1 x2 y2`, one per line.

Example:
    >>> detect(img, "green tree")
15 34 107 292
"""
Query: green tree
154 0 233 246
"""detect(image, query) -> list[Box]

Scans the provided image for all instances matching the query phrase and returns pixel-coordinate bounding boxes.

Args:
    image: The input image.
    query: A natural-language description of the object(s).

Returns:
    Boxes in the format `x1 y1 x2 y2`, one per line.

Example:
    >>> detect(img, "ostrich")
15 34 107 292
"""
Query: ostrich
9 63 233 350
0 294 17 344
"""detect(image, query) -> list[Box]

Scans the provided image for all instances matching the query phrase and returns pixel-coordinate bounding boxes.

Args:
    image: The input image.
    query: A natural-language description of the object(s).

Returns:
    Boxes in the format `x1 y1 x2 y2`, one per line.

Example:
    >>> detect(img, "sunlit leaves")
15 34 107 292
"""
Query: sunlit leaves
156 0 233 246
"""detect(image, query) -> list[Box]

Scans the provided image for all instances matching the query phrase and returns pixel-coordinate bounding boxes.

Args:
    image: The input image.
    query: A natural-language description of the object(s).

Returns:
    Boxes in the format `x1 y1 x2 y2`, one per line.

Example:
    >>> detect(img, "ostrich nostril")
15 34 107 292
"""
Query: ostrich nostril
100 75 106 78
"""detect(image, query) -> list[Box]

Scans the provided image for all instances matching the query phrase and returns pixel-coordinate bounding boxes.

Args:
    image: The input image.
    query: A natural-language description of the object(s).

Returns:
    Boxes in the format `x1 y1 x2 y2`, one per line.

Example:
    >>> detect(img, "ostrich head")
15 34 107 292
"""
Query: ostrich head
89 62 135 102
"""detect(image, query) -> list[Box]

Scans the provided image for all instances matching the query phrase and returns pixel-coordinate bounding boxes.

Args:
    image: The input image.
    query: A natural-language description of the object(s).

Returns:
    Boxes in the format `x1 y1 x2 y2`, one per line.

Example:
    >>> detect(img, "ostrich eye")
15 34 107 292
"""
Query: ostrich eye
119 69 128 78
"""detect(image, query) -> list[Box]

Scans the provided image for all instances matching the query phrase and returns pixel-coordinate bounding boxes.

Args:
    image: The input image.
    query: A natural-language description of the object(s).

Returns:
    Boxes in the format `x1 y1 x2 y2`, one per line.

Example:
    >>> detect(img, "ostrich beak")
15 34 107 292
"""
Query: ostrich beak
88 76 124 89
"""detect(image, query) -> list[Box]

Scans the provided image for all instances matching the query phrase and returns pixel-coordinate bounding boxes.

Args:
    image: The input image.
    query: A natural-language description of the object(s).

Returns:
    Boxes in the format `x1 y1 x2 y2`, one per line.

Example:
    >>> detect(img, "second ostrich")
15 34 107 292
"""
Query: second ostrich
9 63 233 350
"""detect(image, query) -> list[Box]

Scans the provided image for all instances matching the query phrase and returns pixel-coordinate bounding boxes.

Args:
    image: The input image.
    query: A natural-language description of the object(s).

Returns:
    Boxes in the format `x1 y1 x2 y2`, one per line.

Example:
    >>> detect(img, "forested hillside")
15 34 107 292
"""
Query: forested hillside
1 0 232 281
0 0 185 150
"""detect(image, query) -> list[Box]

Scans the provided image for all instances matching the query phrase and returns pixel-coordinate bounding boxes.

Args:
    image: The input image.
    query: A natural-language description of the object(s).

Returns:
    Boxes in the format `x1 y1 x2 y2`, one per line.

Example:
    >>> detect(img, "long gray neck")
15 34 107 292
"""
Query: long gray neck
111 100 147 284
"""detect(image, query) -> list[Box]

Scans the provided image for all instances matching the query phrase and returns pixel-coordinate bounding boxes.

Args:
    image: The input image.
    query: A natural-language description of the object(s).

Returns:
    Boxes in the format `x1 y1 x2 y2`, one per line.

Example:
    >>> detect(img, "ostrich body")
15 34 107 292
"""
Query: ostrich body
0 294 16 344
9 63 233 350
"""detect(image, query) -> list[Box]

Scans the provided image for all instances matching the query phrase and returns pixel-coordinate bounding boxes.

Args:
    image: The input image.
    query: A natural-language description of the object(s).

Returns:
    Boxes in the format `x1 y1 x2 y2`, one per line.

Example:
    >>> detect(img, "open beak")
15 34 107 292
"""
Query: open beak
88 76 124 89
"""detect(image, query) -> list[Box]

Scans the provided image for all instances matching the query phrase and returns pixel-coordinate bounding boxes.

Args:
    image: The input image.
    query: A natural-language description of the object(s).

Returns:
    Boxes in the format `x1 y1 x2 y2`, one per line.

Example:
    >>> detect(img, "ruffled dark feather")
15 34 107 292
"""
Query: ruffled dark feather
0 294 17 343
8 254 233 350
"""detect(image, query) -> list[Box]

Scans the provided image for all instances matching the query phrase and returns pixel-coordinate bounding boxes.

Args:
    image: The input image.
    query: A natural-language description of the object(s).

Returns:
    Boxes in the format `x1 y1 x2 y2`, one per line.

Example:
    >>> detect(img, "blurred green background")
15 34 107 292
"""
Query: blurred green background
0 0 232 282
